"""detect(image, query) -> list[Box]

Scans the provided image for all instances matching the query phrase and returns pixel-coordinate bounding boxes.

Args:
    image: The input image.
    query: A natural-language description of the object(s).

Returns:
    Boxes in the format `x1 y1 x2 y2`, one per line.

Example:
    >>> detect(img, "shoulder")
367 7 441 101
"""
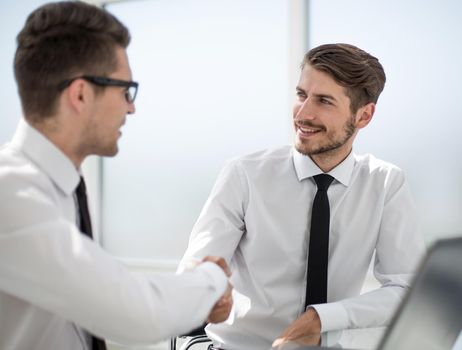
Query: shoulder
0 145 60 233
214 146 295 190
353 153 407 190
355 153 403 175
227 145 292 170
0 144 50 189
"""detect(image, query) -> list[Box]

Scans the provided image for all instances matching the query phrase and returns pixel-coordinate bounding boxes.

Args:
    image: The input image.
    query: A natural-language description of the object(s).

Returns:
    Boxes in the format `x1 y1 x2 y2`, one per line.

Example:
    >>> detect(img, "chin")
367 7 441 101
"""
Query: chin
295 143 310 156
98 144 119 157
295 141 327 157
108 147 119 157
295 138 310 155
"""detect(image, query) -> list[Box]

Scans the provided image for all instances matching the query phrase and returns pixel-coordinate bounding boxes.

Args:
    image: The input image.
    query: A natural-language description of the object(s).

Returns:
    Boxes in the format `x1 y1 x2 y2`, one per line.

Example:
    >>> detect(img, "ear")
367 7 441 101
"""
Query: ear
65 79 93 114
355 102 375 129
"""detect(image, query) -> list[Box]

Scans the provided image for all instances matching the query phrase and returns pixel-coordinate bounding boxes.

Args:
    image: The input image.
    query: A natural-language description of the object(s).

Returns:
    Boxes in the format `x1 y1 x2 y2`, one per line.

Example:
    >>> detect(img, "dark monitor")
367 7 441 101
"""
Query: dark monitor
378 237 462 350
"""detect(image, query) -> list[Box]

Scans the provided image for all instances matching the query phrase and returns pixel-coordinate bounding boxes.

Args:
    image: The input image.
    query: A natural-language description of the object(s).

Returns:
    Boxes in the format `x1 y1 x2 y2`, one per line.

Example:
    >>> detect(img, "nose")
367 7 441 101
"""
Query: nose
294 97 315 121
127 101 136 115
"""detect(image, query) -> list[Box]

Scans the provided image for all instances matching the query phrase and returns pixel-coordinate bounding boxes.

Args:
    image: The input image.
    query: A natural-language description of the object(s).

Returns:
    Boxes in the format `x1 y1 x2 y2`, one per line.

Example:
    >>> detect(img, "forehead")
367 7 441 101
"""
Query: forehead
111 46 132 79
298 64 347 97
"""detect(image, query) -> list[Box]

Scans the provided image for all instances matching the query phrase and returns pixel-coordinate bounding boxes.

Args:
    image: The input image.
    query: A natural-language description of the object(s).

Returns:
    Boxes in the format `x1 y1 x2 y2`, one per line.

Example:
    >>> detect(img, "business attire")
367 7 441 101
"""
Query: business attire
179 145 426 350
0 120 228 350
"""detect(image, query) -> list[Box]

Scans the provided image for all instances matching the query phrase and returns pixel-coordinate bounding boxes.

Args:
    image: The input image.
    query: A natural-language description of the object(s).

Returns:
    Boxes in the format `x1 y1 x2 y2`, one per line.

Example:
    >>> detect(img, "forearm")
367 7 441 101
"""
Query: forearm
313 284 407 332
0 220 228 344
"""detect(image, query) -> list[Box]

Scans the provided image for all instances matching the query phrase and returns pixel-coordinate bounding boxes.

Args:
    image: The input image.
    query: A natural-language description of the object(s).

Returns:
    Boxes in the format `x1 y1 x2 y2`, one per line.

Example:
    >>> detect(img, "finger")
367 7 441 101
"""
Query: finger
216 298 230 307
216 259 231 276
218 296 232 308
272 338 287 347
221 288 233 300
203 256 231 276
207 310 230 323
215 298 232 310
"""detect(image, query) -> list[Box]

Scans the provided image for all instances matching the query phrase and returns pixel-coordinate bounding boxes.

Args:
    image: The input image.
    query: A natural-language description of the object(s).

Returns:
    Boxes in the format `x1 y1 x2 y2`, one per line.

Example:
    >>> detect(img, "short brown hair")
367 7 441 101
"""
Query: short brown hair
302 43 386 114
14 1 130 122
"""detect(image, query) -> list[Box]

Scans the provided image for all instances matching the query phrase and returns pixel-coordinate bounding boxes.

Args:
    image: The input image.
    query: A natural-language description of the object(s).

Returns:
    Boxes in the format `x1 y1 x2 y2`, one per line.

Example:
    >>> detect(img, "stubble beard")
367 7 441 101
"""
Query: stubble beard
82 122 120 158
295 116 357 157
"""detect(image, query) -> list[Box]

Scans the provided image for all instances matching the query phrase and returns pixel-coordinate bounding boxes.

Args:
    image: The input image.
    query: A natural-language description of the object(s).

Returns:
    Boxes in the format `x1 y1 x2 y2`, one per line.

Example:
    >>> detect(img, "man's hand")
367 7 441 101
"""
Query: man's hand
202 256 233 323
272 308 321 347
202 256 231 277
207 282 233 323
272 334 321 350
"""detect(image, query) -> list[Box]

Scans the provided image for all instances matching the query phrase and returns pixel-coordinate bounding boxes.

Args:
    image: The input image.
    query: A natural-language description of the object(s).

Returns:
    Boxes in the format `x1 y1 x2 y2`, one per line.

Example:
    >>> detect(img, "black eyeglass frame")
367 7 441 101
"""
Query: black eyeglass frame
57 75 139 103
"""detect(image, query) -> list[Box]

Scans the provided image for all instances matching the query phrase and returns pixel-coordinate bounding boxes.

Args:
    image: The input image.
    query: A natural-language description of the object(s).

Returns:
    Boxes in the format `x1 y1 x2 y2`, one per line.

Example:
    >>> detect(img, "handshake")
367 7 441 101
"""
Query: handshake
198 256 234 324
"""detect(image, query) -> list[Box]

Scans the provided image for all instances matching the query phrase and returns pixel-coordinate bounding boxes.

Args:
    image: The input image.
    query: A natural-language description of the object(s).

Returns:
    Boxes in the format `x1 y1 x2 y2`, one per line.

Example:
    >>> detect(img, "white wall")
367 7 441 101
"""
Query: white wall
308 0 462 243
0 1 60 144
101 0 296 260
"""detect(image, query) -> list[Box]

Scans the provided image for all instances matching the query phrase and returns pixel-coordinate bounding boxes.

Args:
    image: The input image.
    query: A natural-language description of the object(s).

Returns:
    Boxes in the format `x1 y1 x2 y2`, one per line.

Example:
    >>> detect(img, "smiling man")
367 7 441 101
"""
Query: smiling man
179 43 426 350
293 64 372 172
0 2 232 350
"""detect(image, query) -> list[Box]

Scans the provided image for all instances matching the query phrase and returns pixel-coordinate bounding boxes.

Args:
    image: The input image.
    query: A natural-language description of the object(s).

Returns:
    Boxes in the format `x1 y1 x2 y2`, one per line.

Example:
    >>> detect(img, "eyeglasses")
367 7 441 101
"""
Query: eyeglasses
57 75 139 103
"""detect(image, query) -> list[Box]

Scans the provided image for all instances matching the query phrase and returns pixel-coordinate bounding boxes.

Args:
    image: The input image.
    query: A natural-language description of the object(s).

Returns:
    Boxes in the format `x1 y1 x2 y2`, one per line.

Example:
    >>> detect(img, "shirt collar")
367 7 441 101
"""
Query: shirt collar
10 119 80 196
292 147 355 186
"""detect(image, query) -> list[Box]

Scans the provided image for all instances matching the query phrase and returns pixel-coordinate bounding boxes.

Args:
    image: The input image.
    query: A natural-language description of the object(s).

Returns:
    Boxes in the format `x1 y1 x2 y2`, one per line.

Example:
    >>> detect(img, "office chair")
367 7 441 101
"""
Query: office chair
170 324 211 350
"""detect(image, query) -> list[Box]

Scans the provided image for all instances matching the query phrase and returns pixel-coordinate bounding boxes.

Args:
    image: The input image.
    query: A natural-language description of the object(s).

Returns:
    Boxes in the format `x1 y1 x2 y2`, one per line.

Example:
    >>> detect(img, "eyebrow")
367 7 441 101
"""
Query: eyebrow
296 86 338 103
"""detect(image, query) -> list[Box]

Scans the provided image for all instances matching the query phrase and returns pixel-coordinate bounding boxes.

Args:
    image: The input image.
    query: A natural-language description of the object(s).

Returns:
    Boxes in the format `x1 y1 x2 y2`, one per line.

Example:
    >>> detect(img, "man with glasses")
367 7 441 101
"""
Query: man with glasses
0 2 232 350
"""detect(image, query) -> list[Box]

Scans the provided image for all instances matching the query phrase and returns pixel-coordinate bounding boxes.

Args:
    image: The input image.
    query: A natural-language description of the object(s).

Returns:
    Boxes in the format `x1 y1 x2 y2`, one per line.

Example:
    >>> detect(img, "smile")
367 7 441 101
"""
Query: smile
299 126 321 134
296 124 324 138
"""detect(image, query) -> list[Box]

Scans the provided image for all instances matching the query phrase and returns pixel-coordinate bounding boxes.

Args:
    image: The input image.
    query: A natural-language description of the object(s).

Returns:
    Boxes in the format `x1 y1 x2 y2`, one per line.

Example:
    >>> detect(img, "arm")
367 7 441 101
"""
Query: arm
0 175 228 344
179 160 247 271
274 171 426 341
178 161 246 325
314 173 426 332
0 221 229 344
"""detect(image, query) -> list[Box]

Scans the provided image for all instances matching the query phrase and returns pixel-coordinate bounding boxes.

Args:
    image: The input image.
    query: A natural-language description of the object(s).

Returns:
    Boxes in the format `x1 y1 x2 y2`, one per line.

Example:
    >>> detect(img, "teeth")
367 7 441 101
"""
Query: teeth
299 127 318 133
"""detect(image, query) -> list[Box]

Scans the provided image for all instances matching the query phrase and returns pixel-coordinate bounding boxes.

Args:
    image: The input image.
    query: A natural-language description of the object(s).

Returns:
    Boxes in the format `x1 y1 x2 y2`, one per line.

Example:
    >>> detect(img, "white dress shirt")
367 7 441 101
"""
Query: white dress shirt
179 145 426 350
0 120 228 350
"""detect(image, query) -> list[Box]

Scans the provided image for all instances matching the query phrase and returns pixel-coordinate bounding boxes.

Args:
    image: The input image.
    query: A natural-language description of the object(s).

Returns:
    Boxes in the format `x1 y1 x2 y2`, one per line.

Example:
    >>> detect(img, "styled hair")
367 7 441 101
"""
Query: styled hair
14 1 130 122
302 43 386 114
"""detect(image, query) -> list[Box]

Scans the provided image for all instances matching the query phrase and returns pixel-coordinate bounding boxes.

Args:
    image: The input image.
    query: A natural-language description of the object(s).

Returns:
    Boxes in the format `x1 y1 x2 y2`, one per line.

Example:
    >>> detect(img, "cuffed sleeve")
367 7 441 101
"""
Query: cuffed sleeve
311 302 349 332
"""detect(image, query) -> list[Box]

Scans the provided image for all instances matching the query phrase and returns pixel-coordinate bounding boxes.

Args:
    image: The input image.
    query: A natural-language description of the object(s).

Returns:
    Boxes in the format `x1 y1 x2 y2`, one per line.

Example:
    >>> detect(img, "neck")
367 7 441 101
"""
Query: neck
310 146 352 173
30 117 85 168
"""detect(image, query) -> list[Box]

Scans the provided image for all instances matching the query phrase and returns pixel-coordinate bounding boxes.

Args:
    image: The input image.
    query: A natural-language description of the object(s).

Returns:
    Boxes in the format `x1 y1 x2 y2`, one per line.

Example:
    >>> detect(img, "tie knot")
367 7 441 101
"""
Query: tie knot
313 174 334 191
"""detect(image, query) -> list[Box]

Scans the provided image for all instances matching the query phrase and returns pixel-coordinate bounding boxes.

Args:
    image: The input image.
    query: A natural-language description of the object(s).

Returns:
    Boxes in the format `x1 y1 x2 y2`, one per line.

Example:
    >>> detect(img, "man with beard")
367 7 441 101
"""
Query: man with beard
179 43 425 350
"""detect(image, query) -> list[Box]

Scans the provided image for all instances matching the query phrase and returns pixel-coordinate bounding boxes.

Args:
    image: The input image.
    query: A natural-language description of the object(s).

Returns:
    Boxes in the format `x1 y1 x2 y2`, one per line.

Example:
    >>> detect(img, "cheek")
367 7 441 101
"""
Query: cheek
292 103 301 118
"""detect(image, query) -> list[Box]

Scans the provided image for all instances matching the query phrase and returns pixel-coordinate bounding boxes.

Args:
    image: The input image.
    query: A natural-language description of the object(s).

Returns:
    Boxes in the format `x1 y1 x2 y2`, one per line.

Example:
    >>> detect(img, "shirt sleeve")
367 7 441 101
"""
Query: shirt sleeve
0 173 228 345
312 170 426 332
178 159 247 271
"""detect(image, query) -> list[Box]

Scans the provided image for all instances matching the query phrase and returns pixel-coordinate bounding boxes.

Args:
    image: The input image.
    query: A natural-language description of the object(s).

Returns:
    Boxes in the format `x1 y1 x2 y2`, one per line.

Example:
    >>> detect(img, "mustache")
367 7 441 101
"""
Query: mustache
294 118 326 131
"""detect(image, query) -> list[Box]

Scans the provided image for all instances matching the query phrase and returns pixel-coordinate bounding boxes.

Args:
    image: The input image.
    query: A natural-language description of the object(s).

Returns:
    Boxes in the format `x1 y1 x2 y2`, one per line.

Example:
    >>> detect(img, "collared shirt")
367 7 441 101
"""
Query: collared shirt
0 120 228 350
179 145 426 350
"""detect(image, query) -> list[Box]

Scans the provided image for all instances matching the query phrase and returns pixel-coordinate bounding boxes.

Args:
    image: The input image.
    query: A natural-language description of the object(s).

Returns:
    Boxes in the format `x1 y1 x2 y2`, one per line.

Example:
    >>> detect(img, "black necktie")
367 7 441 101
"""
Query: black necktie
75 177 107 350
305 174 334 308
76 177 93 239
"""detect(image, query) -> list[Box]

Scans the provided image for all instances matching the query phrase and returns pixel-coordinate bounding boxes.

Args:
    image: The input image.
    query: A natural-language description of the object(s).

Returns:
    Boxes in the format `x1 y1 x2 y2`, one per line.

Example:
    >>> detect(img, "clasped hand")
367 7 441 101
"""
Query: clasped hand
202 256 233 323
